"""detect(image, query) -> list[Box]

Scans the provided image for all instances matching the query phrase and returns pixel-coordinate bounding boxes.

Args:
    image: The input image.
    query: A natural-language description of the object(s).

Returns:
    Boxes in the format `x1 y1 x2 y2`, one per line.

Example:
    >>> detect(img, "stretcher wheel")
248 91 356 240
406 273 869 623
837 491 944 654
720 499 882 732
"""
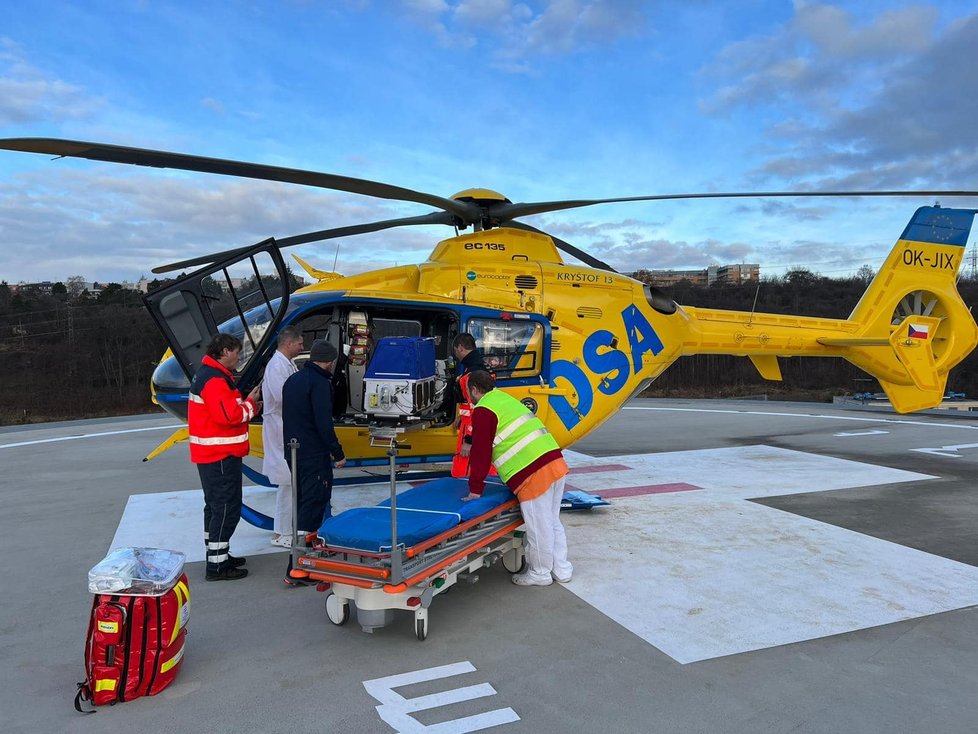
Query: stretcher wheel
502 547 525 574
325 593 350 626
415 616 428 641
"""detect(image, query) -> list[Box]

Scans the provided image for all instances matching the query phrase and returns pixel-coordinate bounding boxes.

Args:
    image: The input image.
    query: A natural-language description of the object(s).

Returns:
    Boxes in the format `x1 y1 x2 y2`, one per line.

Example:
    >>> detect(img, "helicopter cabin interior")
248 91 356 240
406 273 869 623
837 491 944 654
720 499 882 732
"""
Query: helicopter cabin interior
280 301 547 429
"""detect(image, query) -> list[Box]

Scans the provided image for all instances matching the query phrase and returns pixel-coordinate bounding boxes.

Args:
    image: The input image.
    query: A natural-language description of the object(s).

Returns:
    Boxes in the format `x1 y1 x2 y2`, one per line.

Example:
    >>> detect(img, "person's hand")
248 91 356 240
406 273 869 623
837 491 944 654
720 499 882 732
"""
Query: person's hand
453 416 462 430
247 384 262 401
334 458 347 469
461 492 479 502
253 400 263 414
459 443 471 458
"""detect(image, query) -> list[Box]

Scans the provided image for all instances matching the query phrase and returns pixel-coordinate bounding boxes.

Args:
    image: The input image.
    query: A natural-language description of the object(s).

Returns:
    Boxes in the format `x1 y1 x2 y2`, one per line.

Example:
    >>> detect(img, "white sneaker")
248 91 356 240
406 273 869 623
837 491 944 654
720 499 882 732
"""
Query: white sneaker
511 573 553 586
552 573 572 583
270 535 292 548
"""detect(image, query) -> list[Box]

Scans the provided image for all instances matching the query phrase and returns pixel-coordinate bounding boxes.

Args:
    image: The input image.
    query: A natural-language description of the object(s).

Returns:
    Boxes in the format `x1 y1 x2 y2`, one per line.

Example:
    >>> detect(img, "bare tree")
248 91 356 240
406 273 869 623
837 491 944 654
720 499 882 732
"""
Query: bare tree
855 264 875 283
66 275 88 300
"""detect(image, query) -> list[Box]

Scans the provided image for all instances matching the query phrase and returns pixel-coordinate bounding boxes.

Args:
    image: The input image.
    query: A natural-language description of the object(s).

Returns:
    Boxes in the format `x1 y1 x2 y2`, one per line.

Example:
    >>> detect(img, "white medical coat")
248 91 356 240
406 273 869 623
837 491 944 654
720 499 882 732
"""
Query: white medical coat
261 349 298 485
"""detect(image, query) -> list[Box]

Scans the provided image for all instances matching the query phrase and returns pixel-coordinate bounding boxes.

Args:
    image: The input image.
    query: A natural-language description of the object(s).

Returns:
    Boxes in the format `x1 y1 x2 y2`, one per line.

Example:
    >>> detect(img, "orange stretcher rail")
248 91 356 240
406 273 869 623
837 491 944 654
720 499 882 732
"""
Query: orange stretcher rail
298 556 391 580
304 571 378 589
383 517 524 594
404 498 520 558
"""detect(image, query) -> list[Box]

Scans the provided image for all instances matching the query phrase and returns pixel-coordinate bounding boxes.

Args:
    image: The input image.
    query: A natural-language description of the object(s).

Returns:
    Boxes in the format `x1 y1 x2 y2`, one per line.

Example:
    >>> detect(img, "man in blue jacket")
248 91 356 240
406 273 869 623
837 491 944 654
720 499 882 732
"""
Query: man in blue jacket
282 339 346 586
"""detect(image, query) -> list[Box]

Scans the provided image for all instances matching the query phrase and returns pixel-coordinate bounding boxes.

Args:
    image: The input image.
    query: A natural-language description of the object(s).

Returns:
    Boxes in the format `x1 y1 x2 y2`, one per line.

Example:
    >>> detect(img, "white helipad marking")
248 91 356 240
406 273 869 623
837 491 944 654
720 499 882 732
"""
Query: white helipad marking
560 445 978 664
910 442 978 458
110 445 978 666
109 479 403 561
363 661 519 733
834 429 888 436
0 424 175 449
623 405 978 432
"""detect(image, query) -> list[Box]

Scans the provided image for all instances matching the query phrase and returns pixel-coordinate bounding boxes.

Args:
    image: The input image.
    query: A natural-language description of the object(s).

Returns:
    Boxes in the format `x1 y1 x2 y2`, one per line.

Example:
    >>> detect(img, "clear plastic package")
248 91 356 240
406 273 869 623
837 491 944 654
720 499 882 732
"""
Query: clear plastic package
88 547 186 596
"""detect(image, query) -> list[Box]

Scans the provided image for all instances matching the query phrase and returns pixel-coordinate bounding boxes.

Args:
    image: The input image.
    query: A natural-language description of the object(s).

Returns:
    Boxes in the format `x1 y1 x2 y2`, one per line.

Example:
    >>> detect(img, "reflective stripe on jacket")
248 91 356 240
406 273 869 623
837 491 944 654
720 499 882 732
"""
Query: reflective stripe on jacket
476 389 560 483
457 371 473 418
188 355 254 464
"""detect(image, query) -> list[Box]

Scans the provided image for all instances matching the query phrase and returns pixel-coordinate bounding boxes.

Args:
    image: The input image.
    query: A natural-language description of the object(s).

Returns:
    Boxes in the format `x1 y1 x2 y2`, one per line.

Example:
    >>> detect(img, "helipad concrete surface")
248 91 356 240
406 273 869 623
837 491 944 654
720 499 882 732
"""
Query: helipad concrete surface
2 399 978 733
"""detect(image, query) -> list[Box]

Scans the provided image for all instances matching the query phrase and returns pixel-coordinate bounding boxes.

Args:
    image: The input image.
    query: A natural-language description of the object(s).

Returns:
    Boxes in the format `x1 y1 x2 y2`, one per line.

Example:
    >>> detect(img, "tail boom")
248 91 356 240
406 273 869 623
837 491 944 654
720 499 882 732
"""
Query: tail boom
678 206 978 412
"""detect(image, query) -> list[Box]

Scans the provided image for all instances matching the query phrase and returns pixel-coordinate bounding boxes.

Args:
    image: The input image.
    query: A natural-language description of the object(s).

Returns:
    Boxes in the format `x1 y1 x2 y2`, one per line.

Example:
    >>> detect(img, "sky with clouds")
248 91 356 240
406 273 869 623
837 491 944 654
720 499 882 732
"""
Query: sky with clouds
2 0 978 284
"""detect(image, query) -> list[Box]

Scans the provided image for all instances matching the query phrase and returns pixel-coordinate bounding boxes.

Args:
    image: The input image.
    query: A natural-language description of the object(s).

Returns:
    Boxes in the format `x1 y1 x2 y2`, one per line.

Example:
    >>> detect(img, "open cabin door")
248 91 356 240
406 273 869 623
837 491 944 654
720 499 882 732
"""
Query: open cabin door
142 239 291 392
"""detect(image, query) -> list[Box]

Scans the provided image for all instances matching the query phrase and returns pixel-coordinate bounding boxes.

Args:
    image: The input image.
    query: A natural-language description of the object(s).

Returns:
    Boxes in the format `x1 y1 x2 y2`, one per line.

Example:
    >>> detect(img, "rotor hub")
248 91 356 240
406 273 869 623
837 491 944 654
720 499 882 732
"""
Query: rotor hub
450 189 512 230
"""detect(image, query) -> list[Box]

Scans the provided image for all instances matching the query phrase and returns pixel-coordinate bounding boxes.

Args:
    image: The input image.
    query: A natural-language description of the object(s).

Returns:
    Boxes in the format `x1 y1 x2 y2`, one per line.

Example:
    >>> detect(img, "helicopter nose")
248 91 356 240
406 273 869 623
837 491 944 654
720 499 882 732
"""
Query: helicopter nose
151 352 191 421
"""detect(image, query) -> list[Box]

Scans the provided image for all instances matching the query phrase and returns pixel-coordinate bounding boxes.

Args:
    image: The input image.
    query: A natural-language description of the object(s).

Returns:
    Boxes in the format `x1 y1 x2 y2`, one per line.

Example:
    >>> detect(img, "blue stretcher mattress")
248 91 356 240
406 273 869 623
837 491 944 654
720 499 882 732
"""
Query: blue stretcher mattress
318 477 515 552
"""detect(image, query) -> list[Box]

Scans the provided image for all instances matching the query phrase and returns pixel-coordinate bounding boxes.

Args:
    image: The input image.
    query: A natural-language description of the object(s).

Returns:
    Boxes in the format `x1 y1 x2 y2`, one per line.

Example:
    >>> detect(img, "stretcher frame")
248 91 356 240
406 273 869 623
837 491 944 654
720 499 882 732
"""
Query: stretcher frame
286 430 526 640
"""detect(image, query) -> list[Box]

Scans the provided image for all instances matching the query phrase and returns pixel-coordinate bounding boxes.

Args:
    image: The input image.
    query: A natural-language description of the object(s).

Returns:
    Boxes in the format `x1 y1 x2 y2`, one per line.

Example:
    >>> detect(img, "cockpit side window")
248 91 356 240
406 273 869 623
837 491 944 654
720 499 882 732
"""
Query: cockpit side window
467 317 543 378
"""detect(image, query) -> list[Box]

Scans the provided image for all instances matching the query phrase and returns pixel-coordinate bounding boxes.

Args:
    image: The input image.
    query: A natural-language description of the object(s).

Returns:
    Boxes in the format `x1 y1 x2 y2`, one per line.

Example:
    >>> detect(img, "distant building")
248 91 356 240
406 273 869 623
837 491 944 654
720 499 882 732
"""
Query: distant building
11 281 57 295
706 263 759 285
631 264 760 287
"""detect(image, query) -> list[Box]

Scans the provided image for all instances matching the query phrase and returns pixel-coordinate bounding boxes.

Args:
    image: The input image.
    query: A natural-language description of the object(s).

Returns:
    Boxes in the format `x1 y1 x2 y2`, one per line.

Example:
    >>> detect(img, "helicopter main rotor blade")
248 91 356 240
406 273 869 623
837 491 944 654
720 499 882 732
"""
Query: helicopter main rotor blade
506 221 617 273
0 138 479 222
151 211 455 274
492 190 978 222
276 210 455 248
151 244 258 275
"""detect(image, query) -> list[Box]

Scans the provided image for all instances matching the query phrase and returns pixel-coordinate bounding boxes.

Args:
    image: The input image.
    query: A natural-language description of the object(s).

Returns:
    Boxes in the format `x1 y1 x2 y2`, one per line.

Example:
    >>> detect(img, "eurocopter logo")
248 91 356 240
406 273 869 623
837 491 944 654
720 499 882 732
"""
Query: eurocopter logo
466 271 477 281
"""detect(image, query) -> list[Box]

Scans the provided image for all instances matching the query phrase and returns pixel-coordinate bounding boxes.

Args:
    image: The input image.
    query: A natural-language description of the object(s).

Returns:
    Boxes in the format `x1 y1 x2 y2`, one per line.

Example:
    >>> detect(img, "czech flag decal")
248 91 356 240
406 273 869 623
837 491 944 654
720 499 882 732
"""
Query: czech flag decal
908 322 930 339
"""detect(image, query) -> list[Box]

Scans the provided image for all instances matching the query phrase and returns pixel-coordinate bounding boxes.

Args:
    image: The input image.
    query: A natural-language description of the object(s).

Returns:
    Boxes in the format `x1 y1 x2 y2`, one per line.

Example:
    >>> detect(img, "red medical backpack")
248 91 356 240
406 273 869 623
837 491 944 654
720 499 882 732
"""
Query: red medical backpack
75 573 190 712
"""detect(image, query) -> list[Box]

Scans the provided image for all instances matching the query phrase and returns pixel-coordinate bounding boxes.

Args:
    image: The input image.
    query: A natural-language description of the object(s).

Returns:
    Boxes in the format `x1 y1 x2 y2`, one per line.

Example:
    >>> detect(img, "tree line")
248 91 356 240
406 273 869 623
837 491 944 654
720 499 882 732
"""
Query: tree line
2 270 977 425
0 280 169 424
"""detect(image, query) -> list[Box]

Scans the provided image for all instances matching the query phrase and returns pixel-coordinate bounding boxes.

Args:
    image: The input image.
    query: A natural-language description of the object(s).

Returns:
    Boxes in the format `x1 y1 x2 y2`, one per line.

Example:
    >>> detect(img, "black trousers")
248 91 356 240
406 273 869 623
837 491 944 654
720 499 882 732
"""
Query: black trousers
286 455 333 575
197 456 243 571
294 455 334 532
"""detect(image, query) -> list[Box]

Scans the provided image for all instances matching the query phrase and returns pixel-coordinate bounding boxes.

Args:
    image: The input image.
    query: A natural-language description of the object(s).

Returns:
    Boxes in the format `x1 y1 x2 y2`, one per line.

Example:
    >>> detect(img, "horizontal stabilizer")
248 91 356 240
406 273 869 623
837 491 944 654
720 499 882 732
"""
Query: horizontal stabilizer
816 337 890 347
292 254 342 282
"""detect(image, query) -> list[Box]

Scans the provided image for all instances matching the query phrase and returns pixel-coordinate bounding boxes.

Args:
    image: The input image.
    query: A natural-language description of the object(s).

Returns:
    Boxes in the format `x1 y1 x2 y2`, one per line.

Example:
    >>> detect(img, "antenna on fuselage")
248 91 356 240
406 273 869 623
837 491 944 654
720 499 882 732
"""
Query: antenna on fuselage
748 281 761 327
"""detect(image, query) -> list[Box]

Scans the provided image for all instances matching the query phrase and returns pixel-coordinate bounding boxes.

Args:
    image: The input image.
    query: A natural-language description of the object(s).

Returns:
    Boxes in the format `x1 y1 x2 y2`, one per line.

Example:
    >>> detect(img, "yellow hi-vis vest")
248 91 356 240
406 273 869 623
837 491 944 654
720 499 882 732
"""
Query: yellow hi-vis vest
476 389 560 483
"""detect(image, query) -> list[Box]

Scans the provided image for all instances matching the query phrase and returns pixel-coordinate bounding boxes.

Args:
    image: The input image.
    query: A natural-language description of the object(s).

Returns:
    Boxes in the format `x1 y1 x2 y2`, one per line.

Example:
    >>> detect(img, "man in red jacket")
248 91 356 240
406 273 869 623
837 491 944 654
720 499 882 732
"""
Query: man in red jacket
188 334 262 581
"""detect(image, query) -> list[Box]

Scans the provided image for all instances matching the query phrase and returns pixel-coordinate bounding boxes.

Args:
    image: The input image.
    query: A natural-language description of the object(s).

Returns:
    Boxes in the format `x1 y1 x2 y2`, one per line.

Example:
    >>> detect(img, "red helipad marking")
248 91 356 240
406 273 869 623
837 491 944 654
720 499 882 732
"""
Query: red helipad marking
568 463 632 475
569 482 701 499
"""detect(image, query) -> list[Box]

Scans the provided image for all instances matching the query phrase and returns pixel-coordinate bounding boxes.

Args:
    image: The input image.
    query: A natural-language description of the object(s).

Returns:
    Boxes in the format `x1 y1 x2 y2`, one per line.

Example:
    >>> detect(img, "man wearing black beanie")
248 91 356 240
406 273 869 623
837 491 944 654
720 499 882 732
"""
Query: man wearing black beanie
281 339 346 586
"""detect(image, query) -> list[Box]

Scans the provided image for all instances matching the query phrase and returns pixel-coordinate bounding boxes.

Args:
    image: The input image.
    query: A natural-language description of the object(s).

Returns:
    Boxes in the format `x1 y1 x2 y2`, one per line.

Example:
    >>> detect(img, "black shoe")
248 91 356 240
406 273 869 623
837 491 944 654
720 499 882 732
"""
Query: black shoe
227 555 247 568
283 574 316 587
206 566 249 581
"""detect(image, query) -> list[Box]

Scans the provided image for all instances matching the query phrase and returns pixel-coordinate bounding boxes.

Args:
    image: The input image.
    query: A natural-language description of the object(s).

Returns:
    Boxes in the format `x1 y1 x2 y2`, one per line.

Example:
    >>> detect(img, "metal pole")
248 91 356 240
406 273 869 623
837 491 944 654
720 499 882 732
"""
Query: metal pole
289 438 300 569
388 442 402 583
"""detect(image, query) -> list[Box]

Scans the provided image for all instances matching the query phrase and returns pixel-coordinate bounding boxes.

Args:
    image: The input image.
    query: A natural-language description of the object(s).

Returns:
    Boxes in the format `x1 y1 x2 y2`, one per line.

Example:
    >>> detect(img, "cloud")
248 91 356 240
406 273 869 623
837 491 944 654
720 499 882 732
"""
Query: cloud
601 236 755 270
394 0 646 71
700 4 978 189
199 97 225 115
0 169 447 282
521 0 645 55
527 215 757 270
702 3 940 113
0 37 104 125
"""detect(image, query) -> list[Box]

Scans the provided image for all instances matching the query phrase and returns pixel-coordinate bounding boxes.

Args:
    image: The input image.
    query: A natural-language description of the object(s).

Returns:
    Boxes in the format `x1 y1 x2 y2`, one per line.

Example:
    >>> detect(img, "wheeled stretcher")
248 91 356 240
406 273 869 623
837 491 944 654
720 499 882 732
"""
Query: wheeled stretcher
291 476 526 640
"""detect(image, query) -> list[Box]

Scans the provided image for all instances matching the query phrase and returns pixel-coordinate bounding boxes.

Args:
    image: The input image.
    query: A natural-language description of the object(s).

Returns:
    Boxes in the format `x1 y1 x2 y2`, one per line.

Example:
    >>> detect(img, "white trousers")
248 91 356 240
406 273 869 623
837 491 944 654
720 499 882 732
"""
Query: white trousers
273 483 293 536
519 476 572 583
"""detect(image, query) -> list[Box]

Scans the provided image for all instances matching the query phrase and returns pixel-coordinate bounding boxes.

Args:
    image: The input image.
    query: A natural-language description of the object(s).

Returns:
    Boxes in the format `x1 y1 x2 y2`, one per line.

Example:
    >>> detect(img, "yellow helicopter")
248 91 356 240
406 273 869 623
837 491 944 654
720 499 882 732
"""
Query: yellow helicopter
3 138 978 474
